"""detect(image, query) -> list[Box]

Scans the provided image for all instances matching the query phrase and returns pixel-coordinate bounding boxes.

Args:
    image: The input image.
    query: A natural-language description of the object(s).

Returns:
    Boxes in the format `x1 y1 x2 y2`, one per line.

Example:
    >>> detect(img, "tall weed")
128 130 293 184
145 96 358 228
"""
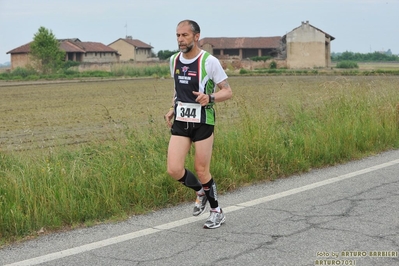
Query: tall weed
1 76 399 244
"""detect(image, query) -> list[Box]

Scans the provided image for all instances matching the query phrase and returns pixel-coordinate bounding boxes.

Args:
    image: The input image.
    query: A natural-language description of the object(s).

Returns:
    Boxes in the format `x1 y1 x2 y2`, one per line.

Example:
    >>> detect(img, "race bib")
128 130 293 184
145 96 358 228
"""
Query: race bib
175 101 201 123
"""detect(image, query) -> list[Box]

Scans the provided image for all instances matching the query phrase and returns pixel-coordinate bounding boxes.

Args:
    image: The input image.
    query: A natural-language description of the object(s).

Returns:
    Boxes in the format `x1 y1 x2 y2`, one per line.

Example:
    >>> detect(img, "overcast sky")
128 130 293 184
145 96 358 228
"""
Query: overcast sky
1 0 398 63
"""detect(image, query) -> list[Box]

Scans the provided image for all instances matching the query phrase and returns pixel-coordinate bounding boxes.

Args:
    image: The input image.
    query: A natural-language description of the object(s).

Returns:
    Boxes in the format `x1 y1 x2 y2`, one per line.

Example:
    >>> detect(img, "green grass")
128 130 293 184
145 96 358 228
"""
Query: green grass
2 61 399 82
1 76 399 245
0 64 170 81
336 61 359 69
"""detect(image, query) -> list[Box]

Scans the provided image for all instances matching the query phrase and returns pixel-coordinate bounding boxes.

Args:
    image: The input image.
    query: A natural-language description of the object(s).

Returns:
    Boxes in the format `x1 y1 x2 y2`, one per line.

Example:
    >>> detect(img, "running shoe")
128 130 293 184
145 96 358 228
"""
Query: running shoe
203 209 225 229
193 193 207 216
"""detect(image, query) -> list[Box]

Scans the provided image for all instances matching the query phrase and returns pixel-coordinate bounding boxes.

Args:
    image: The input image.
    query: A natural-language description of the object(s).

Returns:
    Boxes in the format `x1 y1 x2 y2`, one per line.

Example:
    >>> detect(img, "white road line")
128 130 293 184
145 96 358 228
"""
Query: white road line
5 159 399 266
234 159 399 208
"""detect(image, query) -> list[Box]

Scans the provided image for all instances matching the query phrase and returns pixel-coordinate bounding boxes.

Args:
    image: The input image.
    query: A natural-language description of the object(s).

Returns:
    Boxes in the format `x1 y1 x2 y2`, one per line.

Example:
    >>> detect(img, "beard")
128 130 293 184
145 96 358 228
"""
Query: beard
178 41 194 53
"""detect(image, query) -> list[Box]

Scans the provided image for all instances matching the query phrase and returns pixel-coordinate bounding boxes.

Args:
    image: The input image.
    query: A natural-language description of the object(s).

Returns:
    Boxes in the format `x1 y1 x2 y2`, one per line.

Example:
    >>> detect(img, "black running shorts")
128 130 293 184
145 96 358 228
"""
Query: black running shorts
171 121 214 142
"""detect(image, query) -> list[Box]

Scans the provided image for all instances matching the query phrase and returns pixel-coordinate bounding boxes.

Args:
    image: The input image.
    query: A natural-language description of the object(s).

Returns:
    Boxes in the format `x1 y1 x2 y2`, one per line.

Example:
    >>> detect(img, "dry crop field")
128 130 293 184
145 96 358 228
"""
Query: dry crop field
0 78 174 152
0 76 398 153
357 62 399 70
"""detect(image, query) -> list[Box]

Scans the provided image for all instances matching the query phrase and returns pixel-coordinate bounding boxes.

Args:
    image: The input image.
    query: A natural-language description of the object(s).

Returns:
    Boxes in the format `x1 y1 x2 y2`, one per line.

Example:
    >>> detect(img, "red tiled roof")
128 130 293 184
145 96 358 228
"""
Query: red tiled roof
199 36 281 49
73 41 119 52
109 38 153 49
59 41 85 53
58 38 81 42
7 40 119 54
7 42 32 54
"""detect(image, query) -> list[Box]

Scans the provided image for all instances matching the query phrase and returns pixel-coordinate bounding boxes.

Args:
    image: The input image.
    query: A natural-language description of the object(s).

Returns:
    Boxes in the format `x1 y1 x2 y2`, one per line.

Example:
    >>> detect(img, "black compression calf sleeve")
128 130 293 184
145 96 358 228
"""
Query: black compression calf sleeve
203 178 218 209
178 169 202 192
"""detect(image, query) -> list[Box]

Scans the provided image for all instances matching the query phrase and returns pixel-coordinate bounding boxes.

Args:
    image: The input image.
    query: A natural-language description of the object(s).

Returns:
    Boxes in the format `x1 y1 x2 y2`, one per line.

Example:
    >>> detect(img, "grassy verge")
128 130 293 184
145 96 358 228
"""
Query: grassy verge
1 61 399 82
0 64 171 81
1 76 399 245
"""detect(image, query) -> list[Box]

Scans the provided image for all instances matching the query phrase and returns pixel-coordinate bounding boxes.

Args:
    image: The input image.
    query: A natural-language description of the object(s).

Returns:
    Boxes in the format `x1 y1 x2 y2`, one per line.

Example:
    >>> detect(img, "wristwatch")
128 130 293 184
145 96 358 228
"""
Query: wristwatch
209 94 215 103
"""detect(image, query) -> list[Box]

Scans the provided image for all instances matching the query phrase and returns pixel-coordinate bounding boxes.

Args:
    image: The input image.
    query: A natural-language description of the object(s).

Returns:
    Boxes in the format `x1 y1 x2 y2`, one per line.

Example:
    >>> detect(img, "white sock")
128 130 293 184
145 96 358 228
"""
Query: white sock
211 207 221 212
196 188 205 196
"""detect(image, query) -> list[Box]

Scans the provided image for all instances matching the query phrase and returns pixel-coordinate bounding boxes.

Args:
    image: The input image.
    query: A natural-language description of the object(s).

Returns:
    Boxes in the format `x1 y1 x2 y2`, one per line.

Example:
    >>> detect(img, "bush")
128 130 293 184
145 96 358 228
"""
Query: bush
62 61 80 69
250 56 272 62
268 69 277 73
239 68 249 75
11 75 23 80
62 69 80 76
270 61 277 69
336 61 359 69
110 64 169 78
0 73 10 80
11 67 37 78
26 75 40 80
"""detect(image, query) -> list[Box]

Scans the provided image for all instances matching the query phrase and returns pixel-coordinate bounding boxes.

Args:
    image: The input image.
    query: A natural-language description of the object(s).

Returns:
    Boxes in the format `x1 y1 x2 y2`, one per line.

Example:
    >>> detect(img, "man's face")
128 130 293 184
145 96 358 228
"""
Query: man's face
176 22 199 53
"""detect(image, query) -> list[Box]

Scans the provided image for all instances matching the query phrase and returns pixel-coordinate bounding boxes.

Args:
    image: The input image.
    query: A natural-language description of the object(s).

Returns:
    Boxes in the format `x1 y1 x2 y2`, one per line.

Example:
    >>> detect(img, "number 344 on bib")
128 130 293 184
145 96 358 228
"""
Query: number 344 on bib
175 101 201 123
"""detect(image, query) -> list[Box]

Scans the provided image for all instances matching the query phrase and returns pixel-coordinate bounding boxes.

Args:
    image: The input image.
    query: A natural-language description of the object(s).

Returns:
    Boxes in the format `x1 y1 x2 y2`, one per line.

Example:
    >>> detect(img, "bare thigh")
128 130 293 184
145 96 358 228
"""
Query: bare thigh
167 135 191 180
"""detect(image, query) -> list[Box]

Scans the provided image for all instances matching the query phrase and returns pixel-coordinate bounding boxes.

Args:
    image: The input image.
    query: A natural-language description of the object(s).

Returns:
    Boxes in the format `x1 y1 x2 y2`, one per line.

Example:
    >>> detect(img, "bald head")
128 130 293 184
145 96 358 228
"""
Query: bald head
177 20 201 35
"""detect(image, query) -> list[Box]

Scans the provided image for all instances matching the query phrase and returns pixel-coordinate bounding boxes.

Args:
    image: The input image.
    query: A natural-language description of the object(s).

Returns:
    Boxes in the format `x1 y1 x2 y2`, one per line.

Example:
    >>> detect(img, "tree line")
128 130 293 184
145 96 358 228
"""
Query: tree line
16 26 399 75
332 51 399 62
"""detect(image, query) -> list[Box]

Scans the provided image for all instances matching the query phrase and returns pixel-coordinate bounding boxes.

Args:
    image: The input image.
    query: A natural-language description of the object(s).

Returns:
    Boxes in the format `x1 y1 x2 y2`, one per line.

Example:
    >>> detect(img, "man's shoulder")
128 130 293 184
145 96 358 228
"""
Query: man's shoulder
170 52 181 61
201 50 219 62
201 50 213 58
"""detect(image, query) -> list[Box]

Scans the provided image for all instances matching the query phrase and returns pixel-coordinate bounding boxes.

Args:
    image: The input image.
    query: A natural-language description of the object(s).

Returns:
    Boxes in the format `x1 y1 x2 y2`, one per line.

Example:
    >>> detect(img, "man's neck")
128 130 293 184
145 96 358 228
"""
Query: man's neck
181 47 201 60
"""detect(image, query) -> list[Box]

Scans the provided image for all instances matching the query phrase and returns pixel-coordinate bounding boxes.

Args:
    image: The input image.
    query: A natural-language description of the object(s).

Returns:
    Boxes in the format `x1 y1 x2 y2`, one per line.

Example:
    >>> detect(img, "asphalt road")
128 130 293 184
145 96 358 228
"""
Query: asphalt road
1 150 398 266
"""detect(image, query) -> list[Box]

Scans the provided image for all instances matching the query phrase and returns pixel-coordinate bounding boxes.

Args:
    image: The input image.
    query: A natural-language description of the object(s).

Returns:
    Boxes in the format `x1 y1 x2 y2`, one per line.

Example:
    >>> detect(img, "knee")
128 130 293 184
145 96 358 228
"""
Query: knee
167 165 184 180
194 165 209 181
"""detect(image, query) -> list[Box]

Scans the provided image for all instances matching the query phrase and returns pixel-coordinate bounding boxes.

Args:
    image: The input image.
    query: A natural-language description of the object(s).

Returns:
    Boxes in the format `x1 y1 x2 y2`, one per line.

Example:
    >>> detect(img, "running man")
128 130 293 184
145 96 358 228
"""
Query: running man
164 19 233 229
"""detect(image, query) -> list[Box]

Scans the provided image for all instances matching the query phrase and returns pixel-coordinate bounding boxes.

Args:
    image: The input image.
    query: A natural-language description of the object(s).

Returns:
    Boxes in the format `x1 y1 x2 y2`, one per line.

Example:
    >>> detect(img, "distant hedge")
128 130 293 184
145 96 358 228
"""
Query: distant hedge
336 61 359 69
332 51 399 62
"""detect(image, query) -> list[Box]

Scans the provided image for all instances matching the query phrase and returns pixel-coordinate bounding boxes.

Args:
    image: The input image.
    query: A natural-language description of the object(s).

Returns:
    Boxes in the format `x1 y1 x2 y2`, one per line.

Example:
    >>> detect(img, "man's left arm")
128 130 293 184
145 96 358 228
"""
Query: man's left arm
194 79 232 106
213 79 232 103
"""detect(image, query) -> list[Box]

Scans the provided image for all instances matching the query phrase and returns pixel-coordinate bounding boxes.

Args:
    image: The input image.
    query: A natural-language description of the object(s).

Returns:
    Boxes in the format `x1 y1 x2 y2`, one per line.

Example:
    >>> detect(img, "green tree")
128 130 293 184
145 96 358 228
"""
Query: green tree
157 50 178 60
333 51 399 62
30 26 65 74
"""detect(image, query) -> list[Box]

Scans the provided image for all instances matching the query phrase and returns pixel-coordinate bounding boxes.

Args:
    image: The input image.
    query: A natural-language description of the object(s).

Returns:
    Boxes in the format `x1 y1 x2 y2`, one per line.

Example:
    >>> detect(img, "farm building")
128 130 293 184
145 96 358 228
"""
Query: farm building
281 21 335 68
199 21 334 69
108 36 153 62
6 39 120 70
199 36 281 60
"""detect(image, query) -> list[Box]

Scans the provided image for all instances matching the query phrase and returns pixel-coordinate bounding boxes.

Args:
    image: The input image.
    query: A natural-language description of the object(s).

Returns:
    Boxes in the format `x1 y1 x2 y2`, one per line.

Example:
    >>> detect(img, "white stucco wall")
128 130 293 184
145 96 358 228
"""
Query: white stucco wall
82 52 119 63
286 22 328 69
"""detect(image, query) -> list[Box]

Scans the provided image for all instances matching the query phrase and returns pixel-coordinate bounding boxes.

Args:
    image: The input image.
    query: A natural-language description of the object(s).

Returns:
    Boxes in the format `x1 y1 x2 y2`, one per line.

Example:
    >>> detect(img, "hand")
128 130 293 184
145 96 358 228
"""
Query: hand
192 91 209 106
164 109 174 128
